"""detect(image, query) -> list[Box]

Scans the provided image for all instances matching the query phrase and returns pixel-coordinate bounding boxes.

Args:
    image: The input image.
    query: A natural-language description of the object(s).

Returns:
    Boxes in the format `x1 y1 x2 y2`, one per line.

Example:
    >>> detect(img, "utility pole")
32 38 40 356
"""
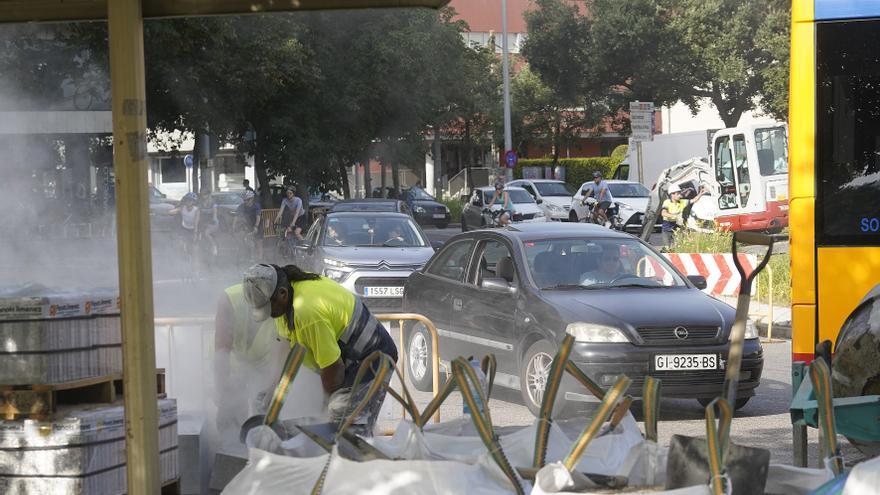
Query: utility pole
501 0 513 183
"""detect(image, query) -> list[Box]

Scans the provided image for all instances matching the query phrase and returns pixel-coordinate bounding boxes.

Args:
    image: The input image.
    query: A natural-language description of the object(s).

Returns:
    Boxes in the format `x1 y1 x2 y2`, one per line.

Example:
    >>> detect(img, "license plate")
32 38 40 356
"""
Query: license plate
432 213 446 219
653 354 718 371
363 286 405 298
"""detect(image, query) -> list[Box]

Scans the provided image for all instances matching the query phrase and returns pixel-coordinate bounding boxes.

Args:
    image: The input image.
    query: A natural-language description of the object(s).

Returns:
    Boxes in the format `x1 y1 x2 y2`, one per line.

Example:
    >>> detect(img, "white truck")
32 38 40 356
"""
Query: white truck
639 123 789 237
611 130 716 187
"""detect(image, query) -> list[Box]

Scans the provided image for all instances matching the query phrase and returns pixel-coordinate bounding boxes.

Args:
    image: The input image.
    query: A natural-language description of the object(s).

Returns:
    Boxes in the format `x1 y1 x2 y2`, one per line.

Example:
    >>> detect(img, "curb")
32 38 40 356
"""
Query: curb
756 321 791 340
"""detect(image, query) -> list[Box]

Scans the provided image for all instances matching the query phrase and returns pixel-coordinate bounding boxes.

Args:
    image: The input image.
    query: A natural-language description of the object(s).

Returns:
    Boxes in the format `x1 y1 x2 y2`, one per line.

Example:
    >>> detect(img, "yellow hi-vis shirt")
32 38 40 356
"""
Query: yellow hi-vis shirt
662 198 689 224
273 277 356 371
224 284 279 373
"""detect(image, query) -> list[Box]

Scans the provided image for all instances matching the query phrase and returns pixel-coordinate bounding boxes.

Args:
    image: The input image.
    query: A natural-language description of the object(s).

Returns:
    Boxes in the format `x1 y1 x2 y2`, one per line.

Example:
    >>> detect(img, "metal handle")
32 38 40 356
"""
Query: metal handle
731 231 775 294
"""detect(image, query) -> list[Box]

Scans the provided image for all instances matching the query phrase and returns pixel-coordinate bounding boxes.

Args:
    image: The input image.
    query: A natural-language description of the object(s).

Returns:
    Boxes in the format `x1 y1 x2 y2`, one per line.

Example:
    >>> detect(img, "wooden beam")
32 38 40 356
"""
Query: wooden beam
107 0 161 493
0 0 450 23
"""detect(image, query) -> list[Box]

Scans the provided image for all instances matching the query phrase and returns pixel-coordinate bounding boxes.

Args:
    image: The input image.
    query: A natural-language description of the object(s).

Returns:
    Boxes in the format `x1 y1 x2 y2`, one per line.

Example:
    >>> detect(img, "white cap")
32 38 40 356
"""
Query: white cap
242 264 278 322
667 184 681 194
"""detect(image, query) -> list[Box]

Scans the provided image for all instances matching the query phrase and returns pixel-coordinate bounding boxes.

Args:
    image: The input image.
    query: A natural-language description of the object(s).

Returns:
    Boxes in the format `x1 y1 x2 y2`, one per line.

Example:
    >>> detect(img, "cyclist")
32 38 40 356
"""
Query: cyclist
198 189 220 257
581 171 613 225
274 186 305 253
487 180 513 227
233 190 263 260
168 192 200 254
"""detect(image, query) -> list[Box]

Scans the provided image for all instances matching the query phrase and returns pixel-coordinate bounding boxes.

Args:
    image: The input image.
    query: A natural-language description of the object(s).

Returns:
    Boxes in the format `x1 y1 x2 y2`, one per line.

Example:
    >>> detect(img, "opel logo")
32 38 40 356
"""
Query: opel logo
673 326 689 340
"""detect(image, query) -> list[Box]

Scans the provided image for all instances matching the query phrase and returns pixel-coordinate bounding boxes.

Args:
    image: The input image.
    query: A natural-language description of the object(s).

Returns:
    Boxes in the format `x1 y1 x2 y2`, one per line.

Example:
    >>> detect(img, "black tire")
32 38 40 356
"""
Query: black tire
435 222 448 229
569 211 579 223
519 340 571 418
697 397 750 411
406 323 434 392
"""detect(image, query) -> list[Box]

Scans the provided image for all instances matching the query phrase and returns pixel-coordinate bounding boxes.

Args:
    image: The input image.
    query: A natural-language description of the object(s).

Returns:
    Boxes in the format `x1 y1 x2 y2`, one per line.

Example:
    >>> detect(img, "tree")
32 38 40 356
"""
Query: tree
755 3 790 122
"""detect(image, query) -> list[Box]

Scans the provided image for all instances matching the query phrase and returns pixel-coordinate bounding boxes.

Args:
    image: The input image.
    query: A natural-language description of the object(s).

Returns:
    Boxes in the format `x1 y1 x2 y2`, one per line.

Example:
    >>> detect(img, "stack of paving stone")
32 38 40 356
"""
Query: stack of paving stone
0 285 122 384
0 285 178 493
0 400 179 494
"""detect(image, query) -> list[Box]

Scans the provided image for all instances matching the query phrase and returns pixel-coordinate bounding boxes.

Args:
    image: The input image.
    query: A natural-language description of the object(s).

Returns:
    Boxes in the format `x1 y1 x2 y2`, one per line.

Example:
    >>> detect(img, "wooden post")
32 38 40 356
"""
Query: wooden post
107 0 161 493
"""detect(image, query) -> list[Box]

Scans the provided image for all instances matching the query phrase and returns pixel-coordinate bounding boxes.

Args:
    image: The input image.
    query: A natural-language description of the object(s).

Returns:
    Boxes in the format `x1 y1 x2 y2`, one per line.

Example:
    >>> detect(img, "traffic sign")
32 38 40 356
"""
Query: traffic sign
505 149 517 168
184 154 194 168
629 101 655 142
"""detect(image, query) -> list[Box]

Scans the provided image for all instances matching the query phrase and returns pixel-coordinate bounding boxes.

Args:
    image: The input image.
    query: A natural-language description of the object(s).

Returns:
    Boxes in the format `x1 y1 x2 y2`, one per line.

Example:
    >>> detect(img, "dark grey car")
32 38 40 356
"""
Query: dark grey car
402 223 763 416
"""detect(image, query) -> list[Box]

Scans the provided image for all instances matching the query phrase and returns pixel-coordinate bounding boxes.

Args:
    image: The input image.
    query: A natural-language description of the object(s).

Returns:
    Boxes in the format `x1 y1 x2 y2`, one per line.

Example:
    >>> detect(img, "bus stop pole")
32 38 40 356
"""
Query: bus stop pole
108 0 161 493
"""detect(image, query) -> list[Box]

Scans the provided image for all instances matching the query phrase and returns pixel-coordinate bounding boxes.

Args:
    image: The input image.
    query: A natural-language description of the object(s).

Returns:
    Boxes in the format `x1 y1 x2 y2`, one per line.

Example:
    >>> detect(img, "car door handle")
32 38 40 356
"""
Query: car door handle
453 298 462 311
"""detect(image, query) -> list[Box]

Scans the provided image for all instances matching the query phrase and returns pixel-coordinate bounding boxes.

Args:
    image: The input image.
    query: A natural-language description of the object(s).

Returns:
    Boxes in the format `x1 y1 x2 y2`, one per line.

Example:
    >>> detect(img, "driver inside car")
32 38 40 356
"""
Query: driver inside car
579 248 630 286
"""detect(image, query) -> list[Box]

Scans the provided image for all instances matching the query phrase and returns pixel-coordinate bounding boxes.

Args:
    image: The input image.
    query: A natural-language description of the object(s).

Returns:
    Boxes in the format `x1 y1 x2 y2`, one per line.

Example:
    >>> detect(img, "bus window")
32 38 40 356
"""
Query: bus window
817 20 880 245
714 135 737 209
755 127 787 176
733 134 750 205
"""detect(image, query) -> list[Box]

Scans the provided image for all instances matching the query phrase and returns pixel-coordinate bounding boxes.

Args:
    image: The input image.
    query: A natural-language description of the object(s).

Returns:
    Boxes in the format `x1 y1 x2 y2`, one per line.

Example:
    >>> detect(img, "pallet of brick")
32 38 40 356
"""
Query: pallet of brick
0 286 122 384
0 370 166 420
0 399 179 494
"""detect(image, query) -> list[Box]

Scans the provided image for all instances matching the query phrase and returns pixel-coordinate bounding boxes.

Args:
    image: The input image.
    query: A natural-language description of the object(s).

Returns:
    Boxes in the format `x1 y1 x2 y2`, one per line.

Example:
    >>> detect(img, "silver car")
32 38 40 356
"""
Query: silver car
294 211 436 312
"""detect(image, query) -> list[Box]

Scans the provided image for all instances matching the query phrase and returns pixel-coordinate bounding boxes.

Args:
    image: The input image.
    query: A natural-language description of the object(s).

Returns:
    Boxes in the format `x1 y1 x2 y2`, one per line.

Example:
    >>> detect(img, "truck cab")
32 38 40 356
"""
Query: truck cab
711 124 789 232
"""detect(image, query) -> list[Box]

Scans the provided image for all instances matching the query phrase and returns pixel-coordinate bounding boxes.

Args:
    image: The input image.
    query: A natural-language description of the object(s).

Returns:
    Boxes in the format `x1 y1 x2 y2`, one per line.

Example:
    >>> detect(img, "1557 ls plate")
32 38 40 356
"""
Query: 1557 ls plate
363 287 405 298
653 354 718 371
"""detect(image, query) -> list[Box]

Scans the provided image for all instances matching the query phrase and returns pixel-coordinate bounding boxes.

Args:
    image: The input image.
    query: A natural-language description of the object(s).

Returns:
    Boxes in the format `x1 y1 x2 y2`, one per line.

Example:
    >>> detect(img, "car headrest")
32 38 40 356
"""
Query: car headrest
496 256 515 282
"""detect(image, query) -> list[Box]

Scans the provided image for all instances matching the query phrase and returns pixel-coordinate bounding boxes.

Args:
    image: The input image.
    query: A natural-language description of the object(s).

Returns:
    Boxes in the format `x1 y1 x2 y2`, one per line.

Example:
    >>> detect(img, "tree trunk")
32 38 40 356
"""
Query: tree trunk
192 132 202 195
380 160 387 197
552 115 561 165
391 150 400 196
254 135 271 207
433 128 442 194
362 151 372 198
711 87 741 128
337 159 351 199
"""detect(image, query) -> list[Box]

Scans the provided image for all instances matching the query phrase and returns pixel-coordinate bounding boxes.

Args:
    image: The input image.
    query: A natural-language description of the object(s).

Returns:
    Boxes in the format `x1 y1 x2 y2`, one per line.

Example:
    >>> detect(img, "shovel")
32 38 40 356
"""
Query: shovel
239 344 307 444
666 232 774 495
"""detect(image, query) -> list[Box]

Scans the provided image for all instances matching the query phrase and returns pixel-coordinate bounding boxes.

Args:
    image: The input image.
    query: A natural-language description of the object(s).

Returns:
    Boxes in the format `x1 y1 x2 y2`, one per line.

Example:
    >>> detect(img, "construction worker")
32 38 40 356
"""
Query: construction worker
213 283 286 435
661 183 708 246
242 263 398 437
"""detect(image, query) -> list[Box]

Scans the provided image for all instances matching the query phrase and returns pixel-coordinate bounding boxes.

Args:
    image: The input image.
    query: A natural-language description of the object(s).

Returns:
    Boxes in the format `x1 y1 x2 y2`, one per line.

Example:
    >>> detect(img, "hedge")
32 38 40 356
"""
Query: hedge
514 157 620 188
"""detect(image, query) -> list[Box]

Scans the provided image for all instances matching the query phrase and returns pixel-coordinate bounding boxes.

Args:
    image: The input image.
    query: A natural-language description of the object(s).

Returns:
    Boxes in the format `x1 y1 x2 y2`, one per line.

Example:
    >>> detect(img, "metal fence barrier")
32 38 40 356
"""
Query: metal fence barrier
375 313 442 424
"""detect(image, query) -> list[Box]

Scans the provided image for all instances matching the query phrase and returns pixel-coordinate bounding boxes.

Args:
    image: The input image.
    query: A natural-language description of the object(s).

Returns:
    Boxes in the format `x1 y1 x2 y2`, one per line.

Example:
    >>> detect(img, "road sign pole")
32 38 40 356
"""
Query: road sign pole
637 141 644 184
501 0 513 182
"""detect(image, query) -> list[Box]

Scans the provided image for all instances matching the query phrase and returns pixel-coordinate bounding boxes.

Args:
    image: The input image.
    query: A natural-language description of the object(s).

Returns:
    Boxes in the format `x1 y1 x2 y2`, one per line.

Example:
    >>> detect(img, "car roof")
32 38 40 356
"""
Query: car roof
330 199 402 212
447 222 632 243
577 179 644 187
511 179 565 183
326 211 411 219
475 186 527 192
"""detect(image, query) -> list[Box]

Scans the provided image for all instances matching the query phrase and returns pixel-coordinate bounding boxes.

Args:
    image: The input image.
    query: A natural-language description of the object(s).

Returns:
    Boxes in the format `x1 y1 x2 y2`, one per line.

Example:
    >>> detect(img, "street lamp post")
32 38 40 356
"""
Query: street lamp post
501 0 513 182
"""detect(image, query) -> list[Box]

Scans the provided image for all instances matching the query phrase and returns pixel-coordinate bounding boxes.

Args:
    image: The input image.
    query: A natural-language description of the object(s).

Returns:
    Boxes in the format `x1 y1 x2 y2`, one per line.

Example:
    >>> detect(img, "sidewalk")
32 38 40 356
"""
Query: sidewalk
715 295 792 339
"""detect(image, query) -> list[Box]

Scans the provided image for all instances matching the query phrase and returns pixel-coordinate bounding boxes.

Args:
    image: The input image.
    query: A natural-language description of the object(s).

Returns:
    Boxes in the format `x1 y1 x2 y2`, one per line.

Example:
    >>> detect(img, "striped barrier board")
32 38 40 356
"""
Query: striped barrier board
642 253 758 297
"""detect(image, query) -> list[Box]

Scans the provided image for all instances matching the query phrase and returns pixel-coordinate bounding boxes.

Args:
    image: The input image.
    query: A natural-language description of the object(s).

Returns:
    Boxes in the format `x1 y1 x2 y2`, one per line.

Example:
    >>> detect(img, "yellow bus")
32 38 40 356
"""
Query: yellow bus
790 1 880 363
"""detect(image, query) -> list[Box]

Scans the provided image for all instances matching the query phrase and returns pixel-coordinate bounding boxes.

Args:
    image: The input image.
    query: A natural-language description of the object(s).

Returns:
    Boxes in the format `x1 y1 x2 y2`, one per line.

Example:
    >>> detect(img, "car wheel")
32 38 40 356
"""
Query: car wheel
435 222 448 229
697 397 750 411
569 211 579 223
520 340 570 417
406 323 434 392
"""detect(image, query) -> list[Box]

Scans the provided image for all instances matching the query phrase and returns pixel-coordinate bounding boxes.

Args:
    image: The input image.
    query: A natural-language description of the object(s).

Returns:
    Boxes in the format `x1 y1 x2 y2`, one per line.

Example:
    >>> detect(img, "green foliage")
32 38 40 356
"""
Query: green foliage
667 229 790 305
610 145 628 162
515 157 618 188
441 198 463 223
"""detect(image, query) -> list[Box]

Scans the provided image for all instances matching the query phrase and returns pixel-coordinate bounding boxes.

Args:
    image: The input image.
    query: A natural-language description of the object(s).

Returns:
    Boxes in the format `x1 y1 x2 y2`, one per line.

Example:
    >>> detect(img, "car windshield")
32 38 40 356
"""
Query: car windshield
333 202 396 212
524 238 686 289
534 182 576 196
408 187 435 200
322 215 427 247
507 189 536 204
608 183 649 198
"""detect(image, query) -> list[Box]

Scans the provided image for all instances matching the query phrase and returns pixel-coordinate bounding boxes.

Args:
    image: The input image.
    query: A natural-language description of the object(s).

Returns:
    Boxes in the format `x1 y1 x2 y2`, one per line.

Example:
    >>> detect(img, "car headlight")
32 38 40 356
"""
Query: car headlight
729 319 759 340
323 268 348 282
548 204 563 212
566 322 629 343
444 205 450 213
619 203 633 210
323 258 347 268
415 206 426 213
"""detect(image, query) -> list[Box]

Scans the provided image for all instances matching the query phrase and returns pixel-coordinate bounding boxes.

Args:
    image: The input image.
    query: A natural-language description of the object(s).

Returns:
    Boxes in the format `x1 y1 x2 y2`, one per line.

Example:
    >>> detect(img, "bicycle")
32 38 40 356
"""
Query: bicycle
274 222 296 262
233 225 258 270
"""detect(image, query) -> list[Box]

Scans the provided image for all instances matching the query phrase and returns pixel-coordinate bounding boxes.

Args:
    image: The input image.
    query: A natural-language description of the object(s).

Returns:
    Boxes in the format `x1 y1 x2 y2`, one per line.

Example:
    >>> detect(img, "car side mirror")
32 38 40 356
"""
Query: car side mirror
472 198 483 207
536 199 543 205
431 240 444 251
481 277 516 294
687 275 707 290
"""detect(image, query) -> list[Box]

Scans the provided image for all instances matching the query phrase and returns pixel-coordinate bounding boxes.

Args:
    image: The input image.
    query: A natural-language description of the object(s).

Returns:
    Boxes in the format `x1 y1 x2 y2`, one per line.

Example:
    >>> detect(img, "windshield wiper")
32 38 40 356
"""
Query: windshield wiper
542 284 589 290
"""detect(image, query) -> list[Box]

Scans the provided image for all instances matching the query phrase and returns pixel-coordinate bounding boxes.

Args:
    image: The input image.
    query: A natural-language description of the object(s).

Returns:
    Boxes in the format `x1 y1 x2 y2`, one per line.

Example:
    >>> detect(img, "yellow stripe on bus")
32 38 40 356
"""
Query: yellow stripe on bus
817 247 880 351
